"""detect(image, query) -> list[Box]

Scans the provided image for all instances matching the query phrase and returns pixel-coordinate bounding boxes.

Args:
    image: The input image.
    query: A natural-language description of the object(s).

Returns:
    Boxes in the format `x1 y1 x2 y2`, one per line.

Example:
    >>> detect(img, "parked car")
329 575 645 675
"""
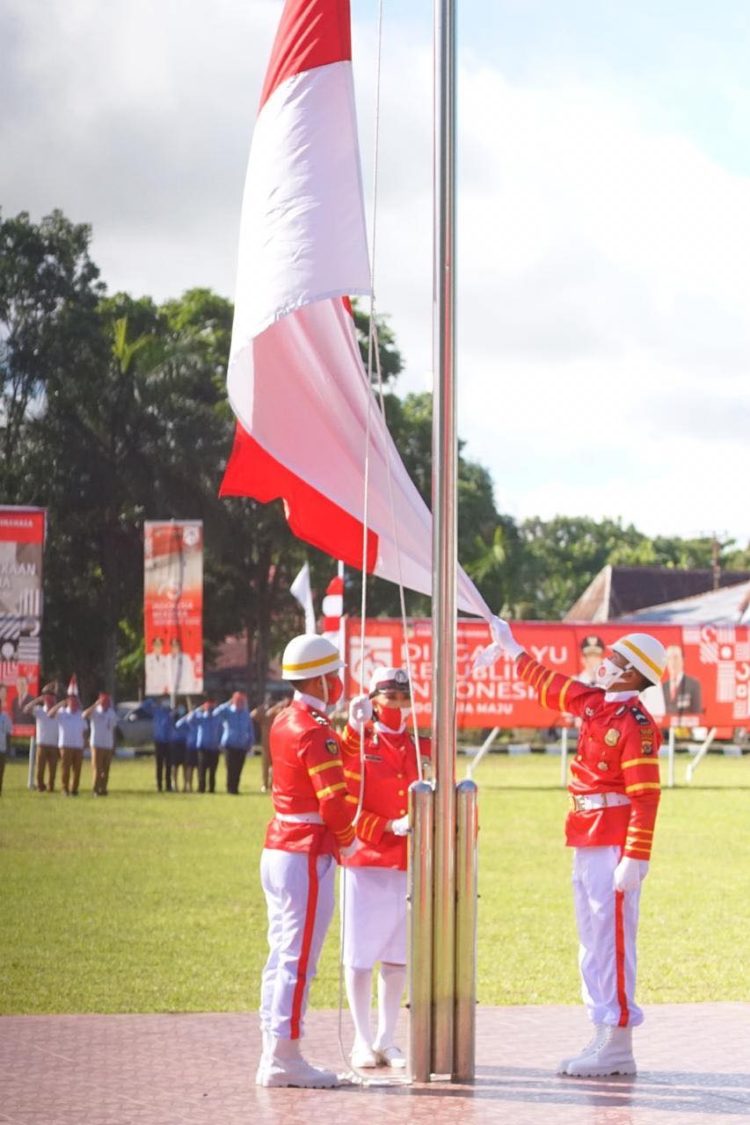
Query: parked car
115 699 158 749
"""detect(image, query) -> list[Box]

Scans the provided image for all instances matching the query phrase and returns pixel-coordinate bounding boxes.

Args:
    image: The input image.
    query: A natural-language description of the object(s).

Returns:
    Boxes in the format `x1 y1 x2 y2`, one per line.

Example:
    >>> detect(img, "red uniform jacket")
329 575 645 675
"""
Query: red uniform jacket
340 723 431 870
264 700 356 856
517 652 661 859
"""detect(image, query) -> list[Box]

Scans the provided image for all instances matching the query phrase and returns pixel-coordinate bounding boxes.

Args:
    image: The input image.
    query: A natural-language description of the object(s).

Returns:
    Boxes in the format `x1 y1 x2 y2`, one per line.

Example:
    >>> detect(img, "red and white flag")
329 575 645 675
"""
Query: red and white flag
220 0 489 621
321 572 344 652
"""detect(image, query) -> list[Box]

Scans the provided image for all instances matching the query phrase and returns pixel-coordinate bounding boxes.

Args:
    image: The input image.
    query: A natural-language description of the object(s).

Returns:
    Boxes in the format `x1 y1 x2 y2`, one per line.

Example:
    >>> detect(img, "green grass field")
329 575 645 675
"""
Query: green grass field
1 752 748 1015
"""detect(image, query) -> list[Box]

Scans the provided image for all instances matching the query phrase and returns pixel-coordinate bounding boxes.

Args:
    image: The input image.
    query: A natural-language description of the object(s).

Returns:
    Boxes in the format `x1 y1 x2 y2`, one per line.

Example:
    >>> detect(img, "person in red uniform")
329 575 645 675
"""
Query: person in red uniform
340 667 431 1070
488 618 666 1078
255 634 359 1090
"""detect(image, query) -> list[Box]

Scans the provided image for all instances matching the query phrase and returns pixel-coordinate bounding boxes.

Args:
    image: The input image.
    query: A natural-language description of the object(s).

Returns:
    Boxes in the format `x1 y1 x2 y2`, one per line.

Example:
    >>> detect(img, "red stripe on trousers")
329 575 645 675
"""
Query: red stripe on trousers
289 851 320 1040
614 889 629 1027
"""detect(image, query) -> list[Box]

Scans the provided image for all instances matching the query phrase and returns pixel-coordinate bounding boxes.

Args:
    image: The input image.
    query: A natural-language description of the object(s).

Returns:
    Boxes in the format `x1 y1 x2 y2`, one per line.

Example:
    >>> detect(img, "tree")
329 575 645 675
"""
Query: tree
517 516 646 619
340 391 518 619
0 209 104 497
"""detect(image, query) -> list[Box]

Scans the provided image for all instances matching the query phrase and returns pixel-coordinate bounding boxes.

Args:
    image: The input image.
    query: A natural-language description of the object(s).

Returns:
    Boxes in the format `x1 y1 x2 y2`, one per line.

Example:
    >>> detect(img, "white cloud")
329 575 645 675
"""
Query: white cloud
2 1 749 543
352 47 750 542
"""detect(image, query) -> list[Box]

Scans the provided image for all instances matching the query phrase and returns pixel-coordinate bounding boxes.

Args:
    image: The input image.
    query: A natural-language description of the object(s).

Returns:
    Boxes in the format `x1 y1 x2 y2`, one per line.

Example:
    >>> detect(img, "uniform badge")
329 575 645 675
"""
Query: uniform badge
642 741 654 755
604 728 620 746
615 705 626 716
597 760 609 771
324 739 338 755
584 707 594 717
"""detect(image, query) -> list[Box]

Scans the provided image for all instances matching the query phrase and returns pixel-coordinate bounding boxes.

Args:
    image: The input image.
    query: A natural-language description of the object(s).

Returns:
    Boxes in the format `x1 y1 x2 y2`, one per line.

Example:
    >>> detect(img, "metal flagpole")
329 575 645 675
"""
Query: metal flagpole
431 0 459 1079
408 780 435 1081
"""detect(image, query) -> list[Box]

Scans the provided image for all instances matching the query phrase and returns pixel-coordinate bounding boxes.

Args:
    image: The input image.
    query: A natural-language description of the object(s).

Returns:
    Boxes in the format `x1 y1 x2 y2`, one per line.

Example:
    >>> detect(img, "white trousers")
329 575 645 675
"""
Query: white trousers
341 867 408 969
259 848 336 1040
572 846 645 1028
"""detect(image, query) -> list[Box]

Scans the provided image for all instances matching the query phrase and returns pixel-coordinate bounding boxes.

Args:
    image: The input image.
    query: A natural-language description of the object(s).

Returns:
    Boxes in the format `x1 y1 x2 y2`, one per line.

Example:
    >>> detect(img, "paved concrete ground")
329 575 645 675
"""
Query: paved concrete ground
1 1004 748 1125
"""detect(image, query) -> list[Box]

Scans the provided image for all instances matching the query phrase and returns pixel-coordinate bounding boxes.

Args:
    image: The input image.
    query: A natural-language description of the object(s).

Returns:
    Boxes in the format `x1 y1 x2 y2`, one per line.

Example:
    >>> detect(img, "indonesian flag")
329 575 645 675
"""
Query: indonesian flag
220 0 489 621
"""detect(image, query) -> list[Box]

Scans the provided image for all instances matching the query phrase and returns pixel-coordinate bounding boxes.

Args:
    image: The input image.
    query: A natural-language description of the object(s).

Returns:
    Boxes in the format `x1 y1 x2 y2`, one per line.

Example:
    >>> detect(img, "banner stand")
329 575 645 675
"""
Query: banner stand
27 736 36 790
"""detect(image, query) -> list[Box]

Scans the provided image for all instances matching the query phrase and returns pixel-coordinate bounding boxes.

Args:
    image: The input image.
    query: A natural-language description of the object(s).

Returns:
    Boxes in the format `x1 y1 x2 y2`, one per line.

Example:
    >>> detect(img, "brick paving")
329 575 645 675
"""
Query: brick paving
1 1004 748 1125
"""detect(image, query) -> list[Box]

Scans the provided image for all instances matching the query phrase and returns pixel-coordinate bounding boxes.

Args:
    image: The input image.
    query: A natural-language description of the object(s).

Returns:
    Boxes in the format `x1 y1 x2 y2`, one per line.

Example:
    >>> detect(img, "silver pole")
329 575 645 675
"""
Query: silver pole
408 780 435 1083
27 735 36 790
431 0 458 1079
686 726 717 783
454 778 478 1082
465 726 499 780
667 723 676 788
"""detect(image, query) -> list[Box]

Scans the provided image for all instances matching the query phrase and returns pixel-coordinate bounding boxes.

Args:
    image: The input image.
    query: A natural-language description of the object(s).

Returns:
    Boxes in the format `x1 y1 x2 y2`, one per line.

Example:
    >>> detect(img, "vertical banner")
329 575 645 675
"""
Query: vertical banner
144 521 203 698
0 506 46 734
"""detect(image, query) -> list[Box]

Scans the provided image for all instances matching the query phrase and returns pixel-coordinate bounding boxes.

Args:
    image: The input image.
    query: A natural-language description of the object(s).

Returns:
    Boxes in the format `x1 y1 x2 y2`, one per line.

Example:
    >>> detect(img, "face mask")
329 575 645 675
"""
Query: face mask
376 705 406 731
322 674 343 711
596 658 629 690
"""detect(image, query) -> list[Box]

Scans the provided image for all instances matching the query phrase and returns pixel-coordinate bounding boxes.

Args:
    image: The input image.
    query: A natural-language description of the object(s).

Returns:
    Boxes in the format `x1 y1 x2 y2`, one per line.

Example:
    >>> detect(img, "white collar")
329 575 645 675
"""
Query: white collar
375 720 405 734
294 690 328 713
603 689 639 703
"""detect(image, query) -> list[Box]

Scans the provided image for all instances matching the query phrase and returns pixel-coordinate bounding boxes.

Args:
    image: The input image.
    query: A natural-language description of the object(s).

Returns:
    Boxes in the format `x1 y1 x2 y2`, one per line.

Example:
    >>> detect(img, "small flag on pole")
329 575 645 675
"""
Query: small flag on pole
290 563 317 634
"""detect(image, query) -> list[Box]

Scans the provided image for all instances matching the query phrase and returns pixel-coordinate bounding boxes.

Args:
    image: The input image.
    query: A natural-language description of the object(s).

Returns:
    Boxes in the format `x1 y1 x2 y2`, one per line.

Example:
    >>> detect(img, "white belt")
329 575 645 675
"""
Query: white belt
274 811 324 825
570 792 631 812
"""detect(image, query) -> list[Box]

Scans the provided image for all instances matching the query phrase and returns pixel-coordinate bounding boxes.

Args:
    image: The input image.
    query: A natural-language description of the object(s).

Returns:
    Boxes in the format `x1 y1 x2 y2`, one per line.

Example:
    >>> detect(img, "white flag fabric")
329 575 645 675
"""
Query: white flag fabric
290 563 317 635
220 0 490 622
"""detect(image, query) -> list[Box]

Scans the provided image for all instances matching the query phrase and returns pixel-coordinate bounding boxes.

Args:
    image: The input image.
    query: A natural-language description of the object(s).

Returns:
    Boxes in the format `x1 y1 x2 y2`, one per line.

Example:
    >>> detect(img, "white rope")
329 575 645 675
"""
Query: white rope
338 0 385 1076
337 1 430 1082
371 329 424 783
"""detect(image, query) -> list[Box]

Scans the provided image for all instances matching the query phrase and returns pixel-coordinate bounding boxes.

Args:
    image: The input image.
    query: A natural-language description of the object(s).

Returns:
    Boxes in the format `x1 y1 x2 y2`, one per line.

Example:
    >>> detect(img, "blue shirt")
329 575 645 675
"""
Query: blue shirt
153 705 172 742
169 711 187 744
212 702 255 750
176 708 222 751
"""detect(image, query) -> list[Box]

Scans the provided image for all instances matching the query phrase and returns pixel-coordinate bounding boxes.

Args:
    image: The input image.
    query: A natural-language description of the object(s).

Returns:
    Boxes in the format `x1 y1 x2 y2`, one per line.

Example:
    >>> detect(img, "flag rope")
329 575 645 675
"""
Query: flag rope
337 0 424 1078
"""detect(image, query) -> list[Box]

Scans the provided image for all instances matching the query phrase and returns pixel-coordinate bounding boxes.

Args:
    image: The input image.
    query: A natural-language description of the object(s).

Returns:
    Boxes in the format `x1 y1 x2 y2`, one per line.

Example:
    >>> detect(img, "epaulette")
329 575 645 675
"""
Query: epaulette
629 703 651 725
311 711 329 726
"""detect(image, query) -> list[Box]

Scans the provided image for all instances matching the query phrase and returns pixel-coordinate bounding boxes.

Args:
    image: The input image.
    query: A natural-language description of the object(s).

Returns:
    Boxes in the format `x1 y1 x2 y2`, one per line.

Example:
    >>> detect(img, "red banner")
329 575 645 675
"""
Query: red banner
345 618 750 730
144 521 203 698
0 506 46 735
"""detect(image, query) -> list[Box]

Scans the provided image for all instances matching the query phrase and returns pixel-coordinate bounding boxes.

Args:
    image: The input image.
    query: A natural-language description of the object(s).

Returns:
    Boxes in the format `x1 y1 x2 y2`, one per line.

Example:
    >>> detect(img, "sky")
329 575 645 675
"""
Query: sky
3 0 750 546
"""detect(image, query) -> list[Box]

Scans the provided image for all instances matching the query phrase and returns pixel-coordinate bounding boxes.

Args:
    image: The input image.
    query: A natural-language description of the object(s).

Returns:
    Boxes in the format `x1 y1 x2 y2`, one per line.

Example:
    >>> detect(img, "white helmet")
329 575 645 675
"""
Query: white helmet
369 666 410 696
611 633 666 686
281 634 344 681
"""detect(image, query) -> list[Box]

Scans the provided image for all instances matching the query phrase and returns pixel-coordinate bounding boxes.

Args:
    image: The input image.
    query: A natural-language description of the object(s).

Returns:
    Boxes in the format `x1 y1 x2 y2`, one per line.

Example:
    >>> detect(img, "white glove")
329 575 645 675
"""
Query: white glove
348 694 373 731
489 616 524 658
613 856 647 893
390 815 411 836
472 615 524 671
339 837 363 860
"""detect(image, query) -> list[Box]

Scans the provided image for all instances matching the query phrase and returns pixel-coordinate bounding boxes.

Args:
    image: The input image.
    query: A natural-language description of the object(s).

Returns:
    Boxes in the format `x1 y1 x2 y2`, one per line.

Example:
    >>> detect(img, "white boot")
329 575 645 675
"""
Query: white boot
556 1025 606 1075
345 967 376 1068
372 962 407 1068
254 1028 272 1085
256 1035 343 1088
565 1026 636 1078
